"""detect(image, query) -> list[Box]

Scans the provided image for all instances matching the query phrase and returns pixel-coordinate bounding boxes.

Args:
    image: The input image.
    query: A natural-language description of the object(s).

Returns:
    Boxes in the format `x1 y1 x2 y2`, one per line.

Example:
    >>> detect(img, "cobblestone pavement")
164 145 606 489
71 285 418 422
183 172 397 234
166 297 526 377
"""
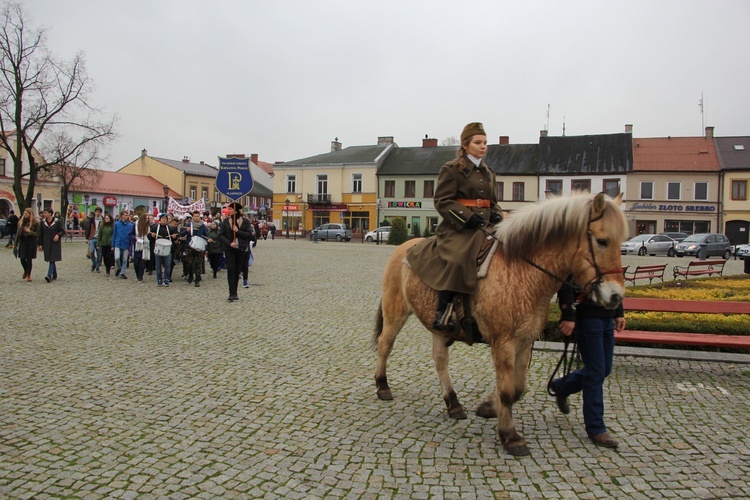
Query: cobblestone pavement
1 239 749 499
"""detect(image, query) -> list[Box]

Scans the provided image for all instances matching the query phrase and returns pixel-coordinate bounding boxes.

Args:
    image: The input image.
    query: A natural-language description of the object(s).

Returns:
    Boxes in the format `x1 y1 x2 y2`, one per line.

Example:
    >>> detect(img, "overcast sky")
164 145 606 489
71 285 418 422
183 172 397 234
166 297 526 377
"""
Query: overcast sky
20 0 750 170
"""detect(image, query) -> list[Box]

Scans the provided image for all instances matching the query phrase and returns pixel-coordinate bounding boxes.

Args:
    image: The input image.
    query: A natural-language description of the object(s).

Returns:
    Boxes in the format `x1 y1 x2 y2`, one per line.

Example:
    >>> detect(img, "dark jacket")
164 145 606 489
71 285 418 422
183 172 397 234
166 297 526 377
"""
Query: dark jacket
219 215 255 252
6 213 19 234
39 217 65 262
557 282 624 322
16 218 39 260
406 155 502 294
206 227 223 255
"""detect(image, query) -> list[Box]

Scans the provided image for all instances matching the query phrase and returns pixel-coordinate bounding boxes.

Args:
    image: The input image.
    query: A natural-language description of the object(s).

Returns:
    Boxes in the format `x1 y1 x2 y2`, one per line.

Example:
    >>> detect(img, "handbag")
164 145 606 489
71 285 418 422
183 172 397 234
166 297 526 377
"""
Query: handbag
154 227 172 257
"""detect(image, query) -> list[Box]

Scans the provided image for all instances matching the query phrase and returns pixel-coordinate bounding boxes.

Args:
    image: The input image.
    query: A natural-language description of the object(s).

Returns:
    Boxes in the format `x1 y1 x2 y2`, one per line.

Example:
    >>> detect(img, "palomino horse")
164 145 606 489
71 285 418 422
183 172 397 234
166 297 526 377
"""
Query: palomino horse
373 192 627 456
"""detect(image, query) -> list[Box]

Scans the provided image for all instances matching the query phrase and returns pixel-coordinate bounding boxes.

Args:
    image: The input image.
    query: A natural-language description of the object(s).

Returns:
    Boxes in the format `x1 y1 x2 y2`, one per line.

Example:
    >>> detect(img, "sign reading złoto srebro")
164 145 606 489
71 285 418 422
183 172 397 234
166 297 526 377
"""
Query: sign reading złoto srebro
216 157 254 200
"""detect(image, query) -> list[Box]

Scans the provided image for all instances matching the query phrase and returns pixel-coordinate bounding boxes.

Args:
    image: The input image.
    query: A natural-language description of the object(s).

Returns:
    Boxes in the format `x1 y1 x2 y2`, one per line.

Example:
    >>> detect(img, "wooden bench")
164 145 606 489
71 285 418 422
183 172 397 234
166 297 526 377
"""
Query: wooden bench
623 263 667 285
673 259 726 280
64 229 85 242
616 297 750 349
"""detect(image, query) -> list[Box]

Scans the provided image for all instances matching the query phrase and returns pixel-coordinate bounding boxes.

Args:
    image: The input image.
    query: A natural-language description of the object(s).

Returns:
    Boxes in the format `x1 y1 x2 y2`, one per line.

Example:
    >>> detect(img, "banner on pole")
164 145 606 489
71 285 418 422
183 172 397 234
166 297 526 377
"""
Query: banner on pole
216 157 254 201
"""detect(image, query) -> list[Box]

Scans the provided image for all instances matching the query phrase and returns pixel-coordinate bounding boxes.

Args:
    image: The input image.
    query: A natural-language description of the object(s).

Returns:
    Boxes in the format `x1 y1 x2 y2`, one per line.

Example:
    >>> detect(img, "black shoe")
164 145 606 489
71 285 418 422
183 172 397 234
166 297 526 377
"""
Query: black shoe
552 379 570 414
195 281 200 287
213 271 217 279
228 294 235 301
115 269 120 277
232 294 239 301
187 276 193 284
45 276 51 283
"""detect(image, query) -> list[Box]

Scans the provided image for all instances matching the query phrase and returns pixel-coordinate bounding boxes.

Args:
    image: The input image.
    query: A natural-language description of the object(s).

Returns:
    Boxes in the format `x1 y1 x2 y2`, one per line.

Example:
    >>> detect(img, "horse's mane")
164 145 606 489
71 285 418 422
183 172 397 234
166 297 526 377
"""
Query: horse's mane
494 193 626 261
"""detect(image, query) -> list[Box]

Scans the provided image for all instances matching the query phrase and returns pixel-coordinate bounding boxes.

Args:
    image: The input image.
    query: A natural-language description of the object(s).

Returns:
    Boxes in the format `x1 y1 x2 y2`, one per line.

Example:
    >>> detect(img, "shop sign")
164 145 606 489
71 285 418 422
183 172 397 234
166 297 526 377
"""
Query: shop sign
103 195 118 207
630 202 716 212
308 203 347 212
387 201 422 208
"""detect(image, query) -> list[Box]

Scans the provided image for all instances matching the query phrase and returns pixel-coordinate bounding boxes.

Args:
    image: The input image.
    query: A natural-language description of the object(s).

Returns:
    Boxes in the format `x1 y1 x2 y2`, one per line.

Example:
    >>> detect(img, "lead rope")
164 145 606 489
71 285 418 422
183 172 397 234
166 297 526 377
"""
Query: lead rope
546 334 581 397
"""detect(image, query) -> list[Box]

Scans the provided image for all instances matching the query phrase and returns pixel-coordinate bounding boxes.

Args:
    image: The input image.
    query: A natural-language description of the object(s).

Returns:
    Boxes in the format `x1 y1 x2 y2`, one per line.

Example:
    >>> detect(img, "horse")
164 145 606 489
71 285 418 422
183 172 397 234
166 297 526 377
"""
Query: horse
372 192 627 456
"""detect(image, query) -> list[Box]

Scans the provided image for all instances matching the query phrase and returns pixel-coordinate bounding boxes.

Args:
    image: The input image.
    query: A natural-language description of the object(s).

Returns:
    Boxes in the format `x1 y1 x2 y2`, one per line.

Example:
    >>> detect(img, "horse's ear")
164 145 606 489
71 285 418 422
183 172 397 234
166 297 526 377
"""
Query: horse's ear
591 192 607 220
613 192 623 206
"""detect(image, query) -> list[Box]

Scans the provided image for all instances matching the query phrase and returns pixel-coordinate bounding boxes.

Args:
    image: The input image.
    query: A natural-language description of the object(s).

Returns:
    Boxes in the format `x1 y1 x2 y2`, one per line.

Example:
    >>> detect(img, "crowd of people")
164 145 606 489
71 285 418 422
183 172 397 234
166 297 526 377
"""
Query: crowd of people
8 202 269 301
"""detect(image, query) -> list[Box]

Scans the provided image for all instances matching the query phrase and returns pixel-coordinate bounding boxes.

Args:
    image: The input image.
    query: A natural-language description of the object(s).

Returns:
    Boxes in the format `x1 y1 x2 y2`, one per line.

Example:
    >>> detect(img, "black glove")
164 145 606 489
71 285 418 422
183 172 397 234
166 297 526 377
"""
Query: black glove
465 213 485 229
489 212 503 224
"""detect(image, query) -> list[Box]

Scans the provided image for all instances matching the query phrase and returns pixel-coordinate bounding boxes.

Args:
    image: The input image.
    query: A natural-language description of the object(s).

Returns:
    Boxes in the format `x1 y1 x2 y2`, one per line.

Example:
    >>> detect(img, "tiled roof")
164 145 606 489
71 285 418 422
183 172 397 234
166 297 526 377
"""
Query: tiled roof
537 133 632 174
81 171 180 198
280 145 389 166
377 146 456 175
257 161 275 175
632 137 719 172
152 156 218 177
714 137 750 170
485 143 540 174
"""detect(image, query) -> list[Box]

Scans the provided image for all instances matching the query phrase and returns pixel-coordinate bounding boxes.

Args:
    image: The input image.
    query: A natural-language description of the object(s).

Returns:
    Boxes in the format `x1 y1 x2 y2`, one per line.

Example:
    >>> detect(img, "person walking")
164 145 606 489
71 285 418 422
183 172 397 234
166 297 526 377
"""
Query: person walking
39 208 65 282
133 214 151 282
85 208 104 272
97 214 115 277
550 281 626 449
206 221 222 279
15 208 39 282
180 210 211 287
406 122 503 331
112 211 134 279
218 202 254 301
150 213 177 287
5 210 19 248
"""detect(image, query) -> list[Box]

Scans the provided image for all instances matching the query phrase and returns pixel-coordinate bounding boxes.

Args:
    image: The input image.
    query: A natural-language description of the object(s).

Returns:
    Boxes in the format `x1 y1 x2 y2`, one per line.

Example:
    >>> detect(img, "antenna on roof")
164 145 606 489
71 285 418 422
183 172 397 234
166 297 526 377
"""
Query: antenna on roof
699 92 706 134
545 104 550 132
562 116 566 137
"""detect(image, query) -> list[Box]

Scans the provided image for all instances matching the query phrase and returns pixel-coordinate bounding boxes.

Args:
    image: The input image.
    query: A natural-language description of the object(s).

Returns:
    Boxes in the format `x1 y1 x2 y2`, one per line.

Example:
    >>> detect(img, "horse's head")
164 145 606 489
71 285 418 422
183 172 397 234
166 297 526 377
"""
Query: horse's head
568 192 628 309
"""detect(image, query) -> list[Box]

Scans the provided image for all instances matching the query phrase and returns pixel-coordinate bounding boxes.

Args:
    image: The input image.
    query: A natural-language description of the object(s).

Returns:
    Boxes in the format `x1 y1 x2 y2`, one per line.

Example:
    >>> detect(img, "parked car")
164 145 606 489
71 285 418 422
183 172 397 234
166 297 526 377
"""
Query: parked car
674 233 731 259
0 218 6 237
659 232 689 243
620 234 677 257
365 227 390 242
733 244 750 260
309 223 352 242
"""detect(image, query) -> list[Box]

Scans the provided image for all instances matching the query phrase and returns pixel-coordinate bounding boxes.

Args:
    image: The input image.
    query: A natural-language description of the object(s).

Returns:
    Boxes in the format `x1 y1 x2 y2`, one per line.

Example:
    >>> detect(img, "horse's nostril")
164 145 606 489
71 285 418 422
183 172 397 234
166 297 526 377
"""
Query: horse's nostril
611 294 622 304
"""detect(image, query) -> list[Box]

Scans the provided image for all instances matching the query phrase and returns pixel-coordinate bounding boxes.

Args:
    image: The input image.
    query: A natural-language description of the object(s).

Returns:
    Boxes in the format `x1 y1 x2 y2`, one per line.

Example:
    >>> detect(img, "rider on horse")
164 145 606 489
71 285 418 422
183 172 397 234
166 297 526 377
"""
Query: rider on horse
406 122 503 331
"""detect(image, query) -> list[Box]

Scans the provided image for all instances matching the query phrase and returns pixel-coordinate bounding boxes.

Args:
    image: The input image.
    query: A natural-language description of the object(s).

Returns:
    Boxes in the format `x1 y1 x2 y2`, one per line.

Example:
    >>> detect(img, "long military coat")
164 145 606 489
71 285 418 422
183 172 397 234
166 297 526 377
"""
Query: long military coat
407 155 503 294
39 217 65 262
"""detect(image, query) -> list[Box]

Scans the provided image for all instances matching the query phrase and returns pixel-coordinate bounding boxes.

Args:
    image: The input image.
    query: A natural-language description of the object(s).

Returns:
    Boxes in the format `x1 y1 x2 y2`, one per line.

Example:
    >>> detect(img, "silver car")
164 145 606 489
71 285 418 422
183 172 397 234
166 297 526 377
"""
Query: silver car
309 223 352 242
620 234 677 257
674 233 731 259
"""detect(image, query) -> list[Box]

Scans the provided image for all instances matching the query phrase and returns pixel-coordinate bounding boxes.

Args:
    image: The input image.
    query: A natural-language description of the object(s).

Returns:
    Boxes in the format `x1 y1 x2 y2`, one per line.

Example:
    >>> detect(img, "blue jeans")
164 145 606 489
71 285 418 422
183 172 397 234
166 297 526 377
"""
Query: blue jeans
556 317 615 436
114 248 129 275
155 254 172 283
47 261 57 279
89 238 102 270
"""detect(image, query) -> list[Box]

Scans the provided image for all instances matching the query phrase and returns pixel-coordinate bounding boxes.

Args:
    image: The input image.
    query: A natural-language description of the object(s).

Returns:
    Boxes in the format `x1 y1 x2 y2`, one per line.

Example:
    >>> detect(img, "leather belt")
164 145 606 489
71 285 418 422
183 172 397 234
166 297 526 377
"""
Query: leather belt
457 198 491 208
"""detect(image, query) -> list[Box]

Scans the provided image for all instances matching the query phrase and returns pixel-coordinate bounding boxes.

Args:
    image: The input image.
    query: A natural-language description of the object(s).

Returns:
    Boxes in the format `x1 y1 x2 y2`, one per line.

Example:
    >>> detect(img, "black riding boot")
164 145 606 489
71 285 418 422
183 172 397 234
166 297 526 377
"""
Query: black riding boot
433 290 456 331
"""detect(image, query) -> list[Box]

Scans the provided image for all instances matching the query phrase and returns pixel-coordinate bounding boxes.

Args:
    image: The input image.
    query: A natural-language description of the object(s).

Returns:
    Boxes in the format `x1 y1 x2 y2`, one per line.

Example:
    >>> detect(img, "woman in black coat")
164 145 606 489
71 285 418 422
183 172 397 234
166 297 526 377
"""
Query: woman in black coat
39 208 66 282
15 208 40 282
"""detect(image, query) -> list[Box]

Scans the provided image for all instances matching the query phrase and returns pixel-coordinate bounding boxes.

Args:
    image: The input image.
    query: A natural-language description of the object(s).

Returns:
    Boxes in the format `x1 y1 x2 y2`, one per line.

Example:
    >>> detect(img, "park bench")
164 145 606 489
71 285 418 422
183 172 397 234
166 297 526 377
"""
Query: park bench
64 229 85 242
623 263 667 285
672 259 726 280
616 297 750 349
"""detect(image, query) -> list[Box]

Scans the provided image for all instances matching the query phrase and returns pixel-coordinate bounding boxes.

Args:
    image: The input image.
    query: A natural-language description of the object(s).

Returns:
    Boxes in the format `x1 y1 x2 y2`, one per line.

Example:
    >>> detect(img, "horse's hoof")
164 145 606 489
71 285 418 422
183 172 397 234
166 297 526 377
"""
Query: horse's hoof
447 406 467 420
505 442 531 457
377 388 393 400
476 401 497 419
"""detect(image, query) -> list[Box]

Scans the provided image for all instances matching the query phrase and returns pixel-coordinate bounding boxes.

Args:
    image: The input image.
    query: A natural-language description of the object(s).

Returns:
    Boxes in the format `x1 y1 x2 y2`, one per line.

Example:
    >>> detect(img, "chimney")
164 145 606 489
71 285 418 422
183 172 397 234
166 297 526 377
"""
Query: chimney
625 124 633 134
705 126 714 139
422 136 438 148
200 161 204 165
141 148 148 158
182 156 190 163
250 153 259 164
498 136 509 145
331 138 342 152
377 136 394 146
226 153 246 159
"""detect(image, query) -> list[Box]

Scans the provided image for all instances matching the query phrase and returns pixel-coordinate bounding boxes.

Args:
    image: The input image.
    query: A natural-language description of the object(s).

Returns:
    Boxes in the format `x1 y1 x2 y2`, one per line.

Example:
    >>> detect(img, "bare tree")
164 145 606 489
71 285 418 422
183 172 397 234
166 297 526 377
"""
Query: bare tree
441 136 459 146
0 2 116 211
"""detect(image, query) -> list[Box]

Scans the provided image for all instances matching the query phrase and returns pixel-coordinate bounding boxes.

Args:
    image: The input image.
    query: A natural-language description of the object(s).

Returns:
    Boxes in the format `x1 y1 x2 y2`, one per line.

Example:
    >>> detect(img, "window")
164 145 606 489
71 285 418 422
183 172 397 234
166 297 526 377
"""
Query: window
214 190 220 203
495 181 504 201
190 186 197 201
571 179 591 192
0 158 5 176
202 188 208 201
603 179 620 198
352 173 363 193
423 180 435 198
286 174 296 194
667 182 680 200
252 196 257 208
546 180 562 197
404 180 416 198
512 182 525 201
640 181 653 200
732 180 747 200
426 216 438 234
384 180 395 198
316 174 328 195
694 182 708 201
245 196 250 208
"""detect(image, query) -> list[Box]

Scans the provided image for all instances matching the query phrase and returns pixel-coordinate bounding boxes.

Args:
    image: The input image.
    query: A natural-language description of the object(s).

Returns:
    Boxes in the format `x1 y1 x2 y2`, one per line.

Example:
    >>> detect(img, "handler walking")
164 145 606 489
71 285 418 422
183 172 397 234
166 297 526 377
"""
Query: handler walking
219 202 255 301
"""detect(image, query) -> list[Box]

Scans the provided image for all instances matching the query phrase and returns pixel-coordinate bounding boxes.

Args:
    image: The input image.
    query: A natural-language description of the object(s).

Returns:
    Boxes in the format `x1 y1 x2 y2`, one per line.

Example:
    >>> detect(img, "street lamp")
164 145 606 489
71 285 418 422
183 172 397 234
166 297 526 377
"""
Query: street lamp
162 184 170 214
285 198 290 238
84 194 89 216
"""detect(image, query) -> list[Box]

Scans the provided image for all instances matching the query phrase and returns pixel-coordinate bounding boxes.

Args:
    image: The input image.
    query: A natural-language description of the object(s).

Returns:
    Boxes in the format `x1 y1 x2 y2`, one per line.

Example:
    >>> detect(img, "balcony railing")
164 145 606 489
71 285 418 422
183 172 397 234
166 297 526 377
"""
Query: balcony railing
308 194 332 204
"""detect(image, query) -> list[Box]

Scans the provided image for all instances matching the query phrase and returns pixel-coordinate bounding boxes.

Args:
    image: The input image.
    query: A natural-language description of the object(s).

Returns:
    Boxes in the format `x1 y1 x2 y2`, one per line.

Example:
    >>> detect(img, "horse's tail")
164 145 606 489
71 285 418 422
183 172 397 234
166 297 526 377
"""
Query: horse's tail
372 299 384 349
